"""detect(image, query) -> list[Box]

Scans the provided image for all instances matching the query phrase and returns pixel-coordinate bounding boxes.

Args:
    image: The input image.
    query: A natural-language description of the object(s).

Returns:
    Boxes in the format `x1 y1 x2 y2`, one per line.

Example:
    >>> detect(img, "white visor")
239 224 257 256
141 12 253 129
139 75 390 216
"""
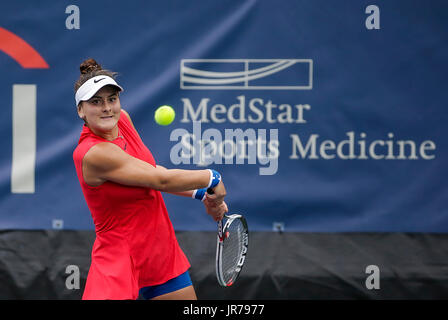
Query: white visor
75 75 123 106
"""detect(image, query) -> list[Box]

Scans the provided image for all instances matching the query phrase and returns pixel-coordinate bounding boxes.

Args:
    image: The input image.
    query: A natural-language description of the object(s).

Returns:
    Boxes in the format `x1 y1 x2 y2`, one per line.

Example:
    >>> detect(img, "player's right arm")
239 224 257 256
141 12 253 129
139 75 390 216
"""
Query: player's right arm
82 142 225 195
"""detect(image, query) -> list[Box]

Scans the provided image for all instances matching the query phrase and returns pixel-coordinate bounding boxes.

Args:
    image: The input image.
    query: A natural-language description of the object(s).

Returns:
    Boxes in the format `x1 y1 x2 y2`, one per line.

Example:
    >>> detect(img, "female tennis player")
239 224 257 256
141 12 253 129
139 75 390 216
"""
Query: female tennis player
73 58 228 300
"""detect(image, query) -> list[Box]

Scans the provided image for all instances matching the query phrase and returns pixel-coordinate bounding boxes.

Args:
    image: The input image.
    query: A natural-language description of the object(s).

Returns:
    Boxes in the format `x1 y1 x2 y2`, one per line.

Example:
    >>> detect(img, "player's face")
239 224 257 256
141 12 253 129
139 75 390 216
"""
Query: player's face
78 85 121 135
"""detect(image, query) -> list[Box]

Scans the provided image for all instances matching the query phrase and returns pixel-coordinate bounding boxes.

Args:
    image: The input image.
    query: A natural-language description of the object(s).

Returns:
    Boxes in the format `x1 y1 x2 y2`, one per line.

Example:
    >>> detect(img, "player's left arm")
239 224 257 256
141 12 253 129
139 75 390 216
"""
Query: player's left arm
124 109 223 200
124 110 197 197
122 110 192 196
157 164 194 197
157 164 227 221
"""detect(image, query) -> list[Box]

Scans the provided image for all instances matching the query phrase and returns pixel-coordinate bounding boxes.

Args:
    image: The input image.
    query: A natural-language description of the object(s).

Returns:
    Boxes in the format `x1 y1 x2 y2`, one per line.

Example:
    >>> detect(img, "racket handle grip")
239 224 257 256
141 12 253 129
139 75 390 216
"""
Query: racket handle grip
207 188 214 195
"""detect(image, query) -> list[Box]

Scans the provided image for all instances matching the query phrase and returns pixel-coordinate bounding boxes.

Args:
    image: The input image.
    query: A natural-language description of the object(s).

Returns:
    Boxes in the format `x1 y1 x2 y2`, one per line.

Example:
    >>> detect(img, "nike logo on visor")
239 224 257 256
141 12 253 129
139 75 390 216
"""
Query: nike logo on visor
94 78 105 83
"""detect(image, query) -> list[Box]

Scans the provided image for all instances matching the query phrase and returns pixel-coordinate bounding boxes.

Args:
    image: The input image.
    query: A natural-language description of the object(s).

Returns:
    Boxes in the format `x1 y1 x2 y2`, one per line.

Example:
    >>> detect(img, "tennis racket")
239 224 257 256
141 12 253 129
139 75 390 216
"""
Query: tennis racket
206 188 249 287
215 213 249 287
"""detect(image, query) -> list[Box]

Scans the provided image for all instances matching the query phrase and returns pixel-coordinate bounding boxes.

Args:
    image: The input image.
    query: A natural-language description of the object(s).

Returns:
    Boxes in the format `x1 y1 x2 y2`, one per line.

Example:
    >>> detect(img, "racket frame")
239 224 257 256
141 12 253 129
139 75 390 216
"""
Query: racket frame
216 214 249 287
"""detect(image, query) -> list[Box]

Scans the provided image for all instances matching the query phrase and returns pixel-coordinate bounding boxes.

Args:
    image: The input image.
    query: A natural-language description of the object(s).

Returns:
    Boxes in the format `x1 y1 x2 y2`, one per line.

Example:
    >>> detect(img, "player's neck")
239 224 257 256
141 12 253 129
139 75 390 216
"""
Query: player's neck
88 124 119 141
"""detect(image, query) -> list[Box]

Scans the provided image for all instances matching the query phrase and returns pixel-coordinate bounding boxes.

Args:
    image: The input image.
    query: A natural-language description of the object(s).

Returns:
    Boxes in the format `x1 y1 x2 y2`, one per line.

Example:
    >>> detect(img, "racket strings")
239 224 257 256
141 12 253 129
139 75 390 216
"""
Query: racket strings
221 219 245 283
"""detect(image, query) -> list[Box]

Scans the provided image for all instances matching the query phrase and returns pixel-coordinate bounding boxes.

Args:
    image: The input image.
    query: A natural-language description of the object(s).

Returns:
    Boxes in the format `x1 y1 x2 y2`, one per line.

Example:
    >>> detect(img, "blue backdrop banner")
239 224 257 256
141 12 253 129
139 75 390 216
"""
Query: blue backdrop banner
0 0 446 231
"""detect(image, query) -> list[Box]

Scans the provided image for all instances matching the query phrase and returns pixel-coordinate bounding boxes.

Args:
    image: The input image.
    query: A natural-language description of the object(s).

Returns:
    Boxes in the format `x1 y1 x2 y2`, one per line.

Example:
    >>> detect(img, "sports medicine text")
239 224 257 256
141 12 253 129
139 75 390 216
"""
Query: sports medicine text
169 96 436 175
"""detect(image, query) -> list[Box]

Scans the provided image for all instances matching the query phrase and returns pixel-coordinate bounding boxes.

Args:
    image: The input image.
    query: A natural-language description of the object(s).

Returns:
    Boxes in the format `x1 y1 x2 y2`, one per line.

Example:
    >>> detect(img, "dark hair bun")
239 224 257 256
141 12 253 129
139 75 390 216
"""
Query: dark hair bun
80 58 102 75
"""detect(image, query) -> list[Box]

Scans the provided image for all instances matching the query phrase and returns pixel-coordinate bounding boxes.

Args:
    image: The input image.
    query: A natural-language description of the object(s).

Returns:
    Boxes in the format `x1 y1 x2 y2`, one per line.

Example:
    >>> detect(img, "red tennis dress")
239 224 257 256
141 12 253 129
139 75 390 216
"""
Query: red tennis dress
73 110 190 300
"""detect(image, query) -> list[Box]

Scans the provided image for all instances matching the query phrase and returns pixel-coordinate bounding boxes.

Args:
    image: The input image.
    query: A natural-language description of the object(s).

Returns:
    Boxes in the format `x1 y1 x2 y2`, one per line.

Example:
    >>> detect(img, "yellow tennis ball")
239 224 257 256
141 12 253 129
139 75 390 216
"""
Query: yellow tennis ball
154 105 175 126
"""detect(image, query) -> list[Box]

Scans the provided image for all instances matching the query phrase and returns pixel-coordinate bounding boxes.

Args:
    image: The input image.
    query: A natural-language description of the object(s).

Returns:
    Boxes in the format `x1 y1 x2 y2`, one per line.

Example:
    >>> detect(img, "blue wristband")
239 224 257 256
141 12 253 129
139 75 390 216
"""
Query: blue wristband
207 169 221 189
192 188 207 201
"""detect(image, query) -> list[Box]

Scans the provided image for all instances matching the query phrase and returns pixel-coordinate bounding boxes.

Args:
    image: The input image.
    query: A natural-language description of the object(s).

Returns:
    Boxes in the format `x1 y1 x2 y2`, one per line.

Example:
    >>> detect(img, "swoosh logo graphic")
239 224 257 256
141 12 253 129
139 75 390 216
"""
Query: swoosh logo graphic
180 59 313 90
182 60 296 85
0 27 49 69
183 60 288 78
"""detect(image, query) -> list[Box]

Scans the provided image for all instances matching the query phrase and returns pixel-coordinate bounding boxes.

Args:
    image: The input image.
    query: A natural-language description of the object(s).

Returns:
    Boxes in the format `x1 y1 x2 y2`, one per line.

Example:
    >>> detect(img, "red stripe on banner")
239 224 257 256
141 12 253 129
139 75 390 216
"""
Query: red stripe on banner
0 27 49 69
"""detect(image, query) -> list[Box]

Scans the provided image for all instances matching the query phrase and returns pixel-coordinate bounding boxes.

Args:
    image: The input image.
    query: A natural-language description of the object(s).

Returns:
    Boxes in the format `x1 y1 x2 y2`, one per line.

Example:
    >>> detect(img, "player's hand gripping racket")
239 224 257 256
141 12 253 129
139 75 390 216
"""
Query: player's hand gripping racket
207 189 249 287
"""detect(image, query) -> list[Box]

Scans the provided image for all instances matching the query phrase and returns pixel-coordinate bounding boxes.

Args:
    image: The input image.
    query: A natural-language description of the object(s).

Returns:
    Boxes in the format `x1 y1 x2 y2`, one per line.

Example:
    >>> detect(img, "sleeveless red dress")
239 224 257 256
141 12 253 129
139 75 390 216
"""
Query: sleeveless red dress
73 110 190 300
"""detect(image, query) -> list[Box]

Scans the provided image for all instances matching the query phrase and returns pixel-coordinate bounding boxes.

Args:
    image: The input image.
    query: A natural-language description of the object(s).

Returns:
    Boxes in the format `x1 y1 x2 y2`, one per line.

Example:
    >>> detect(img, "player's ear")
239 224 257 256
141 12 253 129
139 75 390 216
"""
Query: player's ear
77 103 86 121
